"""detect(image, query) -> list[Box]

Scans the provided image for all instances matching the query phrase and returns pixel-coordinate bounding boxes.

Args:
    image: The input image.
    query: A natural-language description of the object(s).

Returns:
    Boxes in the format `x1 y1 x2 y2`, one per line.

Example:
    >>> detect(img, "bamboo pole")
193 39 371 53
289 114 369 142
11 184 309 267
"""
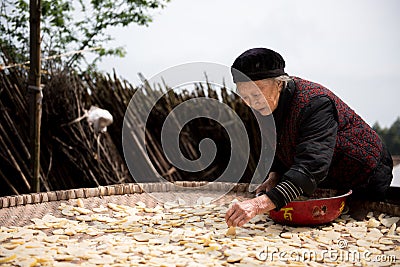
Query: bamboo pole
28 0 42 193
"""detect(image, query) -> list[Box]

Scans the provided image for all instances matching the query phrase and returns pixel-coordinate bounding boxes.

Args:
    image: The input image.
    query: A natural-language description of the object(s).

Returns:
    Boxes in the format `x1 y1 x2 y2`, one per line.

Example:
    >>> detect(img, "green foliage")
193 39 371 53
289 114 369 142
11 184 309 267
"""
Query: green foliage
373 117 400 155
0 0 169 70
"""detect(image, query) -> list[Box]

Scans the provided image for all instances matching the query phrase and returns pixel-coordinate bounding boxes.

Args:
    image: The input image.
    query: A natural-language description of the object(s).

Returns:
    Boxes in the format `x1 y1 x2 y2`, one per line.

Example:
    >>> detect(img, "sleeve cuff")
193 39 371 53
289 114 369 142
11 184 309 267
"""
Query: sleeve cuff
265 180 303 210
285 168 317 196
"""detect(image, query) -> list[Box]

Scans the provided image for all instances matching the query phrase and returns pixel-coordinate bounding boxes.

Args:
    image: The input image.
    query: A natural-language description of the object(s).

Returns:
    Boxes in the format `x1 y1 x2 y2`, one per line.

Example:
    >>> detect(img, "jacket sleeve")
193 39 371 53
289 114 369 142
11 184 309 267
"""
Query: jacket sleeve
266 96 338 209
269 156 287 174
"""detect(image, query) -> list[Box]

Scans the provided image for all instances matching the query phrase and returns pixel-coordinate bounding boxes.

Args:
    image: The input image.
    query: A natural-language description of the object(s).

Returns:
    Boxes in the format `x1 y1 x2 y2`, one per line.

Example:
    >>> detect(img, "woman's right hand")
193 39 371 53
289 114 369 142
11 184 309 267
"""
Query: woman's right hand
255 172 281 195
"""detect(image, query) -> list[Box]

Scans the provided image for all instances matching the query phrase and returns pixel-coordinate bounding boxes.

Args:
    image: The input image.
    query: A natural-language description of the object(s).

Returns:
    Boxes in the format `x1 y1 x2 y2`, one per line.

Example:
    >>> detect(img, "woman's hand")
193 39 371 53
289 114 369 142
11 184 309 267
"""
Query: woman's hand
255 172 281 195
225 195 276 227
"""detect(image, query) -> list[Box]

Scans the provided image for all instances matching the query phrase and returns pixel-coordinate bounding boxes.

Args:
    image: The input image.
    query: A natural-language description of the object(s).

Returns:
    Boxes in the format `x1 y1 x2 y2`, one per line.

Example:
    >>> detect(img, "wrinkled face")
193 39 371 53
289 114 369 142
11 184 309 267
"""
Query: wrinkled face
236 79 283 116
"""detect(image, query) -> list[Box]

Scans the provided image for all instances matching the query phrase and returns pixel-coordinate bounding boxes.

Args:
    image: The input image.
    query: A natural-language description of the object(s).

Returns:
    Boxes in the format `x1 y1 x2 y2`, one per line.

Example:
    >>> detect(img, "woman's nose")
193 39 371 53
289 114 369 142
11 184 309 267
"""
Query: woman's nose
250 98 259 108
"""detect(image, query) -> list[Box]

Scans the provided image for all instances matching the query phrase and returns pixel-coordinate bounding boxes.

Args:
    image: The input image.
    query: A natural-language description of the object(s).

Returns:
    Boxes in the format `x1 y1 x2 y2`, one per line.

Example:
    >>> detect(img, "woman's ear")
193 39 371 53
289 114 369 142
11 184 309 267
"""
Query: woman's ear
276 80 283 92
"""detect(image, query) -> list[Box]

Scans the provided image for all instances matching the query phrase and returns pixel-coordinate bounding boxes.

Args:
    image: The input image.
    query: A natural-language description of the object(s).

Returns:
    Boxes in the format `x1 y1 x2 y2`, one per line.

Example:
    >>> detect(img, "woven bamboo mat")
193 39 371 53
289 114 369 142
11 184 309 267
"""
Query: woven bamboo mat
0 182 253 227
1 181 399 227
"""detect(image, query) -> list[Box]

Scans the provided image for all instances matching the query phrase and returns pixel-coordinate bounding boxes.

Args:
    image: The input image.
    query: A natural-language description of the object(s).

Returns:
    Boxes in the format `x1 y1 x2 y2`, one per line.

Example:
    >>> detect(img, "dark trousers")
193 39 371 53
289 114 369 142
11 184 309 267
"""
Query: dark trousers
351 144 394 201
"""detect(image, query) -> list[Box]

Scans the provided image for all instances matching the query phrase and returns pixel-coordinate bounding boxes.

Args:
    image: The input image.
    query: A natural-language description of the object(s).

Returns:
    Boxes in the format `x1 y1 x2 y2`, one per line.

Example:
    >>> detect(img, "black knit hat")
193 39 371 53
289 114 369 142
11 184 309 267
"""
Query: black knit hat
231 48 287 83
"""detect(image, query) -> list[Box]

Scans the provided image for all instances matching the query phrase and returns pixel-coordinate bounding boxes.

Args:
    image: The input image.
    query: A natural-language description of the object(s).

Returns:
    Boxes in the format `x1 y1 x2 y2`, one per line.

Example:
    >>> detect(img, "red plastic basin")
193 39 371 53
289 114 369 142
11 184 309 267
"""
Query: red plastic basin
269 189 352 226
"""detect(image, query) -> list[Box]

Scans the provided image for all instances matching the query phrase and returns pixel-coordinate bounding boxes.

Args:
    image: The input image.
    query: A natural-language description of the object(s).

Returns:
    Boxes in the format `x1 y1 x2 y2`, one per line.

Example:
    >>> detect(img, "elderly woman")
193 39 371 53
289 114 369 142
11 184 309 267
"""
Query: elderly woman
225 48 393 227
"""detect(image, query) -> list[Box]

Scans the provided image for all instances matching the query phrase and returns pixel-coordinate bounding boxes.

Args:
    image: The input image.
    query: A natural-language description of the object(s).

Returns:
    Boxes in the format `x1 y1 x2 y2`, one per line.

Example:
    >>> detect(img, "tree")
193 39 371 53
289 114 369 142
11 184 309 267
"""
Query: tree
386 118 400 155
373 117 400 155
0 0 169 71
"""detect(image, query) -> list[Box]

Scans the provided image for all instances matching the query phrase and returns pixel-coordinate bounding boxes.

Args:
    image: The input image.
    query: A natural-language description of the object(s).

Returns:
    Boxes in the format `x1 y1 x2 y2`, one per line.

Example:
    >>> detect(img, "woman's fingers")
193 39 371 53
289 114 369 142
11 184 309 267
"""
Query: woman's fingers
227 211 244 227
225 203 241 226
226 195 276 227
255 182 268 194
225 201 257 227
232 213 244 227
225 205 236 225
255 172 281 194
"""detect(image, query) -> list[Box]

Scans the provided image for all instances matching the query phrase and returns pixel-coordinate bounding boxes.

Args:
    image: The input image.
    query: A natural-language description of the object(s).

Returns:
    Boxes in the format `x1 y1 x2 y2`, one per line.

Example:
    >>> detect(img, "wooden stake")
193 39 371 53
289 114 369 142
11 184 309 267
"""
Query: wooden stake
28 0 42 193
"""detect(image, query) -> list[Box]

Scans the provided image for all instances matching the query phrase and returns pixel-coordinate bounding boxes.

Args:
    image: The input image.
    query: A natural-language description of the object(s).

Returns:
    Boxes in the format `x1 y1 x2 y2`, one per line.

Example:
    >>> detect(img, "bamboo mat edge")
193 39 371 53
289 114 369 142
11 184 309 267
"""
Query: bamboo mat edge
0 182 250 209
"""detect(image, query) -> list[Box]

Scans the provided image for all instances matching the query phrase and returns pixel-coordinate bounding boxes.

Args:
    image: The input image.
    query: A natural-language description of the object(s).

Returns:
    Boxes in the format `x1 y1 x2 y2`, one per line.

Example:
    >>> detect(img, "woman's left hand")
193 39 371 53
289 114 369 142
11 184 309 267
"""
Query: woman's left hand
225 195 276 227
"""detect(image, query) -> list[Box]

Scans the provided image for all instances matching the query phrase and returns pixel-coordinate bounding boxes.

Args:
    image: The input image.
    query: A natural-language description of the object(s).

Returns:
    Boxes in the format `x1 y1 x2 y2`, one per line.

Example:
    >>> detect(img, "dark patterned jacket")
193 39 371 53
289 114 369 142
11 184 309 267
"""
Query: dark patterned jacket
264 77 393 209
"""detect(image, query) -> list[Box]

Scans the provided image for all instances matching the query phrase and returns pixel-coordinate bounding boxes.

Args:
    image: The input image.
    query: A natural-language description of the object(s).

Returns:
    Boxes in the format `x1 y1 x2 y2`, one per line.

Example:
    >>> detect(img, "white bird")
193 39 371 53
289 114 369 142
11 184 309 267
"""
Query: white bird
87 106 113 133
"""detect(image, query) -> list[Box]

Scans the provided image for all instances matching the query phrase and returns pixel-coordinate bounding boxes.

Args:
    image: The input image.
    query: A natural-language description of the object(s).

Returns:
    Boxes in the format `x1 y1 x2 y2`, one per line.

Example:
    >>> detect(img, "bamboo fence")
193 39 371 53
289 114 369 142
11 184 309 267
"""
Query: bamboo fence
0 57 262 197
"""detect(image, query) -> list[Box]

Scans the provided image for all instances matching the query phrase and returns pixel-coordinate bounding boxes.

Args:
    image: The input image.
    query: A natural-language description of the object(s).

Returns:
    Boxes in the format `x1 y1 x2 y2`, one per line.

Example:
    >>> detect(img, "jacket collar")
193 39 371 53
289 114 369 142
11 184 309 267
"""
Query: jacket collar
272 78 295 133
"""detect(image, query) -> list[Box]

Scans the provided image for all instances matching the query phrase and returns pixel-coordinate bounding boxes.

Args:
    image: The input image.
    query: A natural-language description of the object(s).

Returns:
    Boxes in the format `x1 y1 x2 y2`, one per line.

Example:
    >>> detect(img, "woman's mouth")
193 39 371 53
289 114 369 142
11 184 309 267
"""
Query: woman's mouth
256 107 271 115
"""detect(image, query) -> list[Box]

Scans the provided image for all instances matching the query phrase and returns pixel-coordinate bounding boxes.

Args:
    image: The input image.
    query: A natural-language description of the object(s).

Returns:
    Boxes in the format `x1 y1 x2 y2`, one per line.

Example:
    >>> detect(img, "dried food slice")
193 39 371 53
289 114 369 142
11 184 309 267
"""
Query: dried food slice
226 226 236 236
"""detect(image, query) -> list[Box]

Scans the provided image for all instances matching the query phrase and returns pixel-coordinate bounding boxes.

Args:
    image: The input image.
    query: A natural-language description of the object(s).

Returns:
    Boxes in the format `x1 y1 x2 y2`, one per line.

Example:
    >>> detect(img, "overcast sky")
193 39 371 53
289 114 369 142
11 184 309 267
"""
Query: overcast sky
98 0 400 128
